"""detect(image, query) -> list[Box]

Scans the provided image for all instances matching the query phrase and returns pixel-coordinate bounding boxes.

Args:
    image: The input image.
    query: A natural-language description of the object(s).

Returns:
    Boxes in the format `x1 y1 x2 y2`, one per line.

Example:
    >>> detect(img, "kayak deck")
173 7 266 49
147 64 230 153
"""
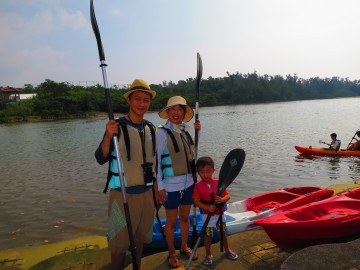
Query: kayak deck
254 187 360 249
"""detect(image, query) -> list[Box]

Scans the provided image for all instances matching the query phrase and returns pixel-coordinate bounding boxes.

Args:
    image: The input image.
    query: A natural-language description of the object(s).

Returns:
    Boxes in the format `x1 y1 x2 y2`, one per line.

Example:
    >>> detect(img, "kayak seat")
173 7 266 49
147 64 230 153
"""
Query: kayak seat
326 212 346 218
286 205 328 221
343 188 360 200
257 202 283 212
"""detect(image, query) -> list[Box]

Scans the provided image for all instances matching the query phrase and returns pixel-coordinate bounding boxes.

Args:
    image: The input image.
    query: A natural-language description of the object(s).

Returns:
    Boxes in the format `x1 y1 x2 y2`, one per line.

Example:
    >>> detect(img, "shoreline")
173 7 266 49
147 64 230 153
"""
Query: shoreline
2 230 360 270
1 182 360 269
0 113 109 124
0 230 289 270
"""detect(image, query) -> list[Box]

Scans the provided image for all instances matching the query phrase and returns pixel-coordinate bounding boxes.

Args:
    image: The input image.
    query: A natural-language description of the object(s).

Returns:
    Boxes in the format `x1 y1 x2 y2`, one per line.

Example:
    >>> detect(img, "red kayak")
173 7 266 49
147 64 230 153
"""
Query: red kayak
225 186 333 235
254 187 360 250
295 145 360 156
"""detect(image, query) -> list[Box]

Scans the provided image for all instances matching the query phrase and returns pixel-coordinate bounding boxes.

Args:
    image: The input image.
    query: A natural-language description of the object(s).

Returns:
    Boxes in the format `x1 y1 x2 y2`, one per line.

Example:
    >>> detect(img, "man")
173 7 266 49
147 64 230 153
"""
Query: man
347 131 360 151
322 133 341 150
95 79 157 270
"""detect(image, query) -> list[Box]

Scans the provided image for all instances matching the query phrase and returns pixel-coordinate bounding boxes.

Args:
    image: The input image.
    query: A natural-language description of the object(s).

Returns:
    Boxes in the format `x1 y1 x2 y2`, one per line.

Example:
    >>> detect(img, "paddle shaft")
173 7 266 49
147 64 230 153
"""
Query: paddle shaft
186 212 212 269
191 53 202 248
194 52 202 159
90 1 138 269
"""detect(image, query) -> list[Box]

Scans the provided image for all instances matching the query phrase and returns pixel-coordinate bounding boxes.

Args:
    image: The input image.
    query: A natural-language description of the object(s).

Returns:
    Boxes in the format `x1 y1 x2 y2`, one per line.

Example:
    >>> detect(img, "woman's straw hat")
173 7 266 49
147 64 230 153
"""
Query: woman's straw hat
158 96 194 123
123 79 156 99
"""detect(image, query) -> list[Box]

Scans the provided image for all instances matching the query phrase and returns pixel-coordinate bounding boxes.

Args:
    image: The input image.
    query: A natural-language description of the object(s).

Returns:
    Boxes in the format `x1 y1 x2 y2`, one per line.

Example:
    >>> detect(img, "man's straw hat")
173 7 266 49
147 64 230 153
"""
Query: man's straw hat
123 79 156 99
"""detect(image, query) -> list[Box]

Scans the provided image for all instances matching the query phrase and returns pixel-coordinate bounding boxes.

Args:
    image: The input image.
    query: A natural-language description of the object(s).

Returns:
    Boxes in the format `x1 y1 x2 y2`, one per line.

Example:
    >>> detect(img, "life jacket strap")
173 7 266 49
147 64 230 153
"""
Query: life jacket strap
120 123 131 161
146 120 156 156
184 130 194 145
163 128 180 152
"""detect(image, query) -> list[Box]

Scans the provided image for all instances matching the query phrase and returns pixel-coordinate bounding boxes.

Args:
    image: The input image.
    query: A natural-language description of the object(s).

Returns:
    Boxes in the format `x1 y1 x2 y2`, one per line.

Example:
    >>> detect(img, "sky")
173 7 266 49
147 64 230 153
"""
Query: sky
1 0 360 88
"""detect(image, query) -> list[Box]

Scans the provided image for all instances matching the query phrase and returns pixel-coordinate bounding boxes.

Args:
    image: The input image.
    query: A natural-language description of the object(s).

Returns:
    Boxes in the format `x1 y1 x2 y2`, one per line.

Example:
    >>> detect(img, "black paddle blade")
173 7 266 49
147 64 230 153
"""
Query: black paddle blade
195 53 202 101
218 148 245 195
90 0 105 61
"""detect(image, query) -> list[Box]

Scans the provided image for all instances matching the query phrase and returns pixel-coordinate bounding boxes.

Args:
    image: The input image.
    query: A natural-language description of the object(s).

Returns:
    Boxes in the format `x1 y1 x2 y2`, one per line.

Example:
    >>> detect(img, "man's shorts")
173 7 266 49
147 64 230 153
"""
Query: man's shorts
107 189 154 253
163 184 195 210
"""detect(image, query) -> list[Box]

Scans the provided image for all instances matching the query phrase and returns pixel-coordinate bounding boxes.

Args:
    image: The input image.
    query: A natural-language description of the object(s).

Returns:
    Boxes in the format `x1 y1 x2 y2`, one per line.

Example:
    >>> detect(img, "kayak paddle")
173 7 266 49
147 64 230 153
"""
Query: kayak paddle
190 52 202 248
347 128 360 148
185 148 246 270
90 1 138 269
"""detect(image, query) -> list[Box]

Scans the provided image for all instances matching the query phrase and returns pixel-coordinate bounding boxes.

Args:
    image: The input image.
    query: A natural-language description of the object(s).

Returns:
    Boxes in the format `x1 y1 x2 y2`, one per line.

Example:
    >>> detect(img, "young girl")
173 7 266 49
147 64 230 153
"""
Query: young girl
193 156 238 266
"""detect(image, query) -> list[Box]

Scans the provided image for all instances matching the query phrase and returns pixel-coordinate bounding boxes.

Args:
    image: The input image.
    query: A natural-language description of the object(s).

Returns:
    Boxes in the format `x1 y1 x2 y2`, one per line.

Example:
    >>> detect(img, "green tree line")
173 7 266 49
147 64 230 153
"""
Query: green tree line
1 72 360 122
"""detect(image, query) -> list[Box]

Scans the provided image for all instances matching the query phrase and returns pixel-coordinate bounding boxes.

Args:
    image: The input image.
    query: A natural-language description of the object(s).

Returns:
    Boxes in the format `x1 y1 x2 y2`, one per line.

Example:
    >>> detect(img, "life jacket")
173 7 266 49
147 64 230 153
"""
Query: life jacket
196 178 226 215
105 119 156 192
159 127 195 178
354 141 360 151
330 139 341 150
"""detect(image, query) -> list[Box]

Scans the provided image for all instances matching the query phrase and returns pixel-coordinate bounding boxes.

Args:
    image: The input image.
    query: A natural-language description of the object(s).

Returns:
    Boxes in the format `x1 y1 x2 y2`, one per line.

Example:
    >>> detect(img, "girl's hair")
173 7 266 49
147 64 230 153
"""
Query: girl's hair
196 156 214 169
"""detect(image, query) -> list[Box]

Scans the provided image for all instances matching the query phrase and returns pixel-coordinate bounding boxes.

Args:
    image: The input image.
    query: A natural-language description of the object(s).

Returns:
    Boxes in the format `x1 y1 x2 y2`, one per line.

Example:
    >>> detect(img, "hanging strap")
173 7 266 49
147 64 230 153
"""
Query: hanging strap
120 123 131 161
103 124 122 194
180 133 192 174
218 207 224 252
122 120 156 162
184 130 194 146
164 128 180 152
146 120 156 156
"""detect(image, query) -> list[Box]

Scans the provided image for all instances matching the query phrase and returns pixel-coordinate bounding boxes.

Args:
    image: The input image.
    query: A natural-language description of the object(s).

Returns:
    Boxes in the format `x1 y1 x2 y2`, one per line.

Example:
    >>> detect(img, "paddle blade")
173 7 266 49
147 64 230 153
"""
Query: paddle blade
90 0 105 61
218 148 245 194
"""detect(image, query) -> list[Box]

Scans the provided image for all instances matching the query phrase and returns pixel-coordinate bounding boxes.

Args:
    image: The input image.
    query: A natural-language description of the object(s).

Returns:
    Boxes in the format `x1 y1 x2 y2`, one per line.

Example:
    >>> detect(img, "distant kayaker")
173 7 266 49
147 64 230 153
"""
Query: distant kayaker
193 156 239 266
94 79 157 270
347 131 360 151
321 133 341 150
155 96 200 268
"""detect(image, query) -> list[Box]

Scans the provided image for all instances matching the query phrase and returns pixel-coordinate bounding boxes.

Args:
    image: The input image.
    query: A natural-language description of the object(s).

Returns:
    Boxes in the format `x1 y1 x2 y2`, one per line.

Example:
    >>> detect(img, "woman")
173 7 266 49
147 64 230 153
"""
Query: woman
156 96 200 268
347 131 360 151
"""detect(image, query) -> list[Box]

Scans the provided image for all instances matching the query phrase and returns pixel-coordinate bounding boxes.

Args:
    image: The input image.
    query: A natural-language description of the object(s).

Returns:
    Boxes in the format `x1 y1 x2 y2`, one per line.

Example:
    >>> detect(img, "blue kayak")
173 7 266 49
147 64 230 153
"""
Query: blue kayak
144 212 219 251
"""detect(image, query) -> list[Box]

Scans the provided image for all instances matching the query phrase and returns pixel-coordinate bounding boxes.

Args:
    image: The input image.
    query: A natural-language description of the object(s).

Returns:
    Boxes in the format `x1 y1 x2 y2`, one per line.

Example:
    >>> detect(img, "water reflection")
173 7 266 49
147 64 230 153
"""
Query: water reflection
294 153 359 181
348 159 360 175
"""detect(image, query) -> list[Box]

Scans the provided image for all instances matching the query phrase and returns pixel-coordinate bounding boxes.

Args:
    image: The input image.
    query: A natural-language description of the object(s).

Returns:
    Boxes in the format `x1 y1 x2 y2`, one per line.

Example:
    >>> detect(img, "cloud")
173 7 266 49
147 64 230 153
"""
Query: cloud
110 8 122 17
0 6 92 87
1 46 71 87
57 8 90 31
0 11 55 52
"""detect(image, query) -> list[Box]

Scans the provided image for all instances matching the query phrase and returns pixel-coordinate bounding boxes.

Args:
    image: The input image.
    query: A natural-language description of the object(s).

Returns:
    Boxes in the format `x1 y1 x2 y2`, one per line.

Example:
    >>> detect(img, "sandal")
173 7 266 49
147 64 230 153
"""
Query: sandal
202 255 213 266
180 247 198 260
225 250 239 261
168 253 180 268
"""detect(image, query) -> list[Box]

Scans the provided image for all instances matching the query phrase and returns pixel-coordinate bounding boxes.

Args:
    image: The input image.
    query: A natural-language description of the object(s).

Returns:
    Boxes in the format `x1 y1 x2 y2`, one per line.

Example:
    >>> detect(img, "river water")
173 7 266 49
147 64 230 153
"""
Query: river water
1 97 360 251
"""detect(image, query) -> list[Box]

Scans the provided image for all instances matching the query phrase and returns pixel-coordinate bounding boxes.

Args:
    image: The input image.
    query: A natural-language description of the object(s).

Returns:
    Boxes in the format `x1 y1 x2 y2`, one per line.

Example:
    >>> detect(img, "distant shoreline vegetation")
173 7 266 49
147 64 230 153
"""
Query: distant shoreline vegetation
1 72 360 123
